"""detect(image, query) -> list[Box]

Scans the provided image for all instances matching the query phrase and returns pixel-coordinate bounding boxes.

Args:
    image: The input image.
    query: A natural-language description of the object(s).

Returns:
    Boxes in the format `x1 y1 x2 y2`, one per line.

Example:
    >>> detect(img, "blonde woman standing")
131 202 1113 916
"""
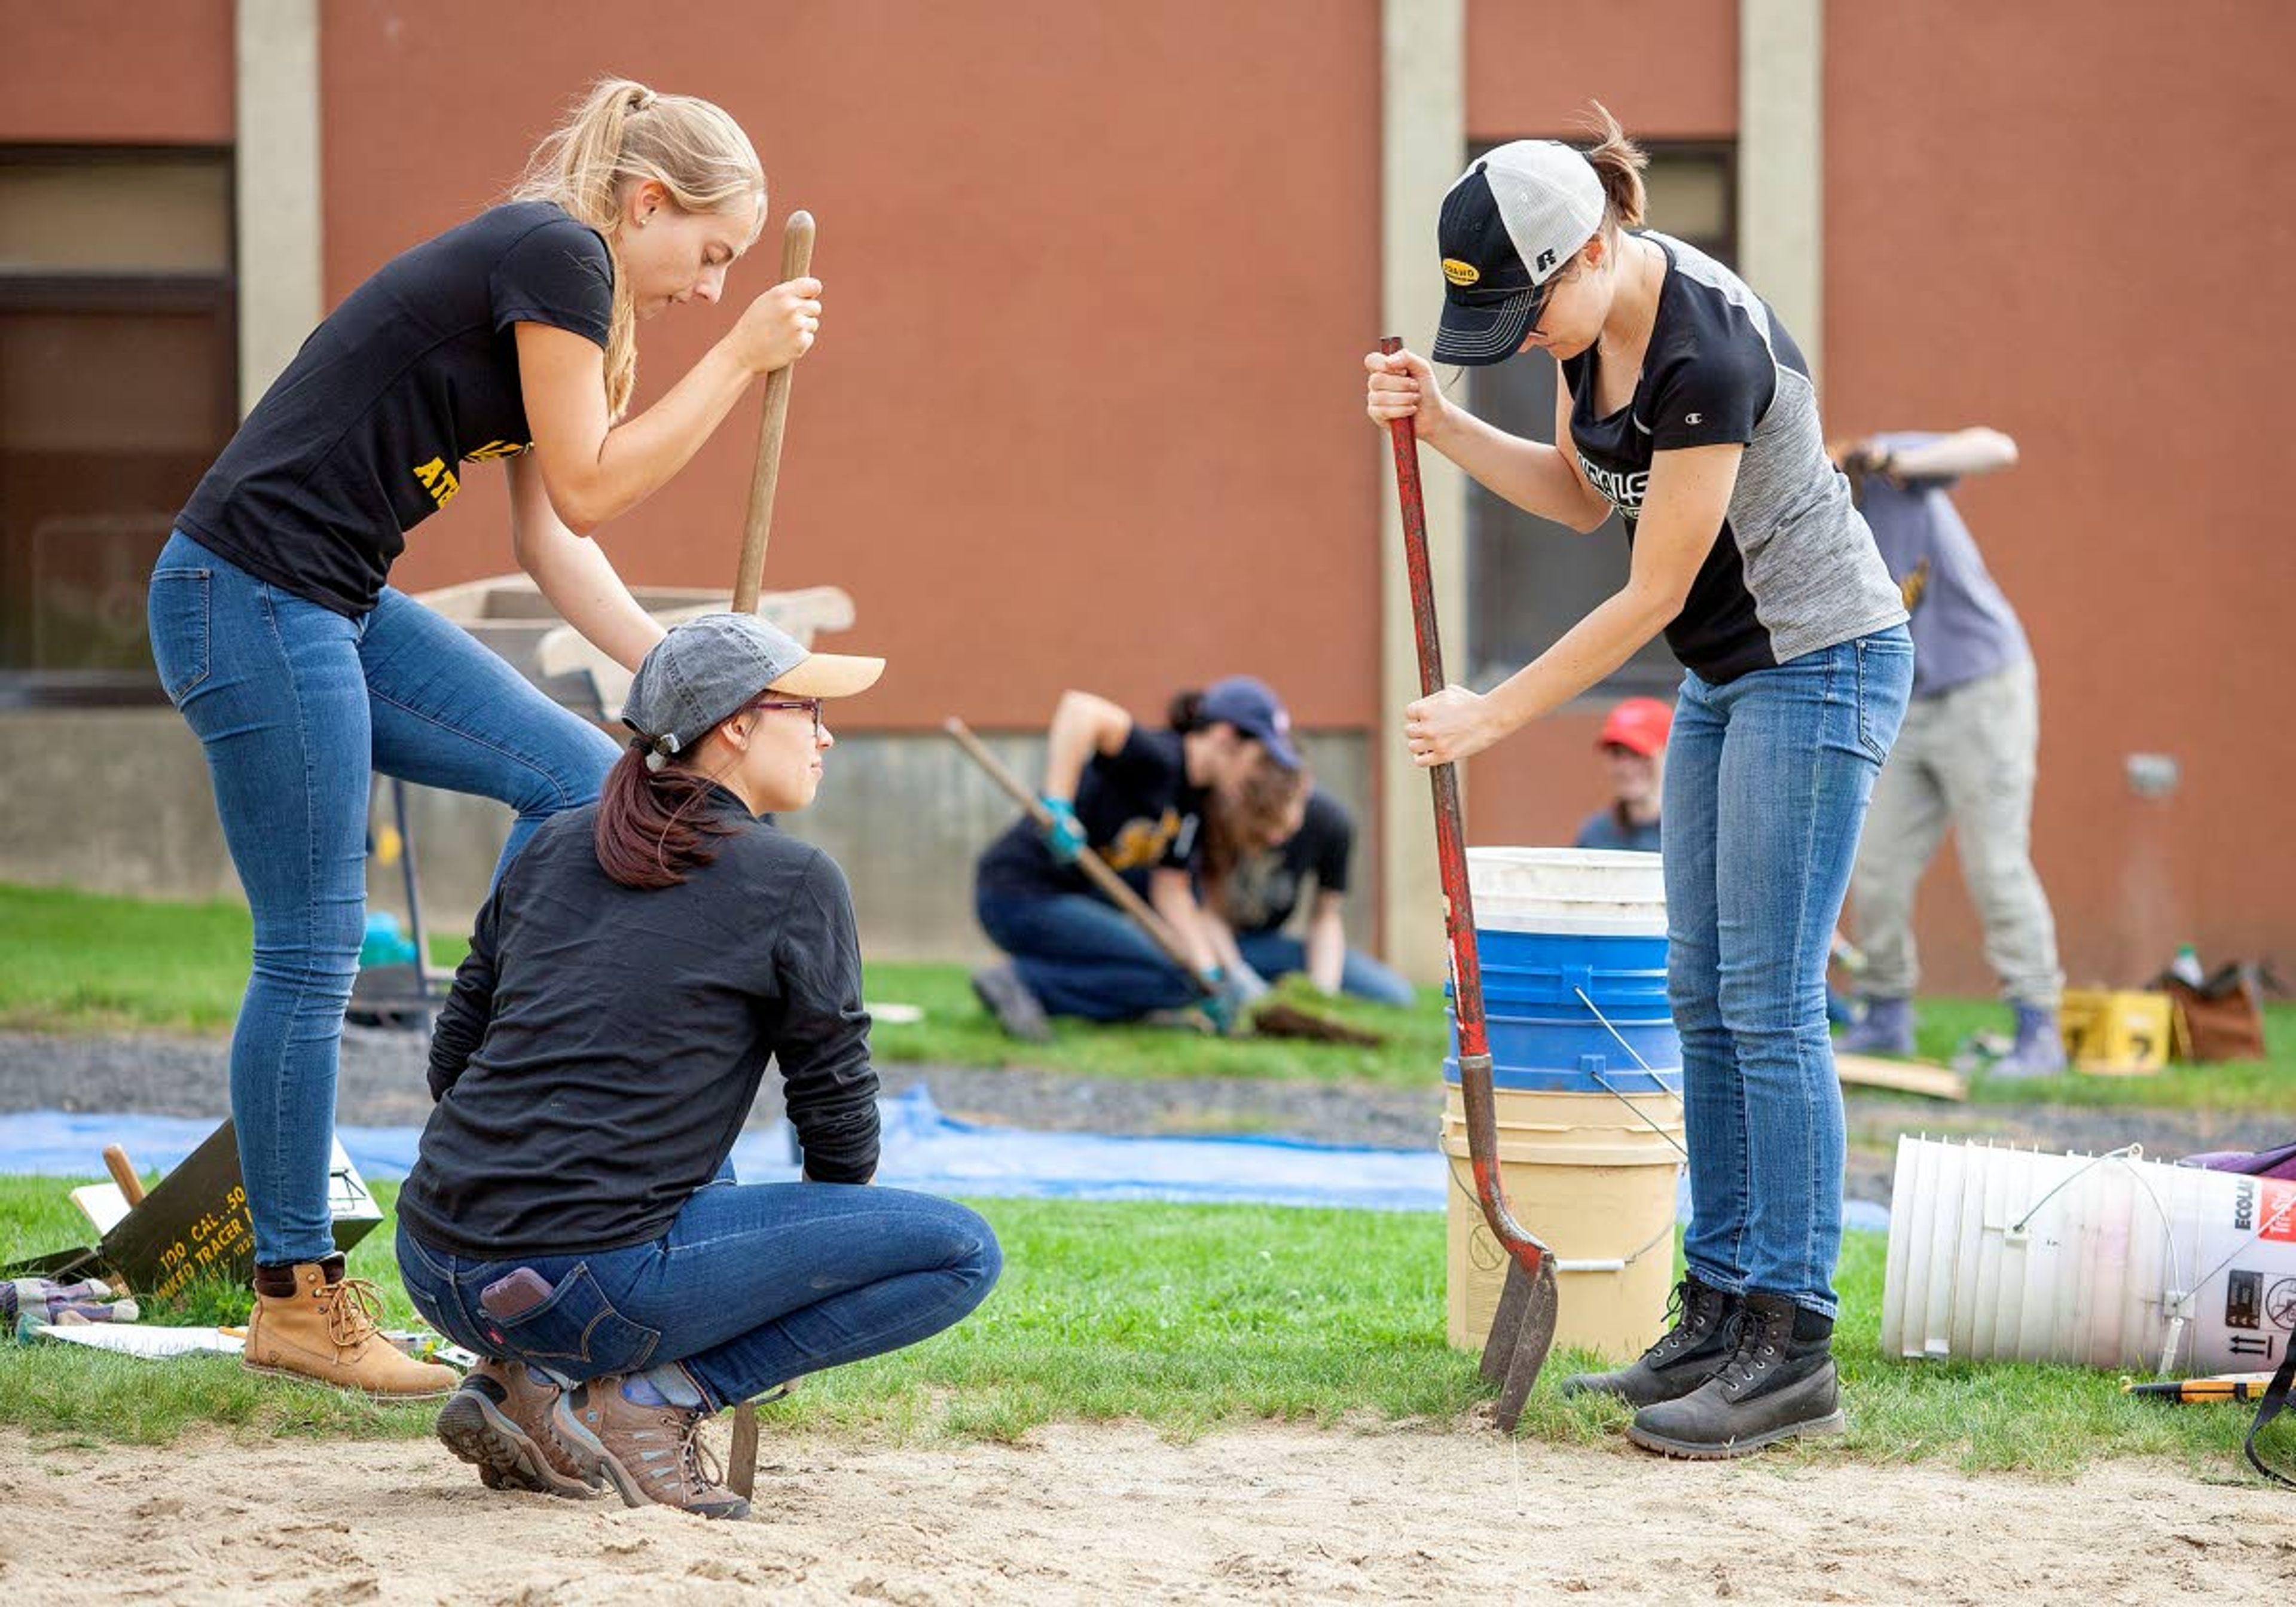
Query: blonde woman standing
146 79 820 1397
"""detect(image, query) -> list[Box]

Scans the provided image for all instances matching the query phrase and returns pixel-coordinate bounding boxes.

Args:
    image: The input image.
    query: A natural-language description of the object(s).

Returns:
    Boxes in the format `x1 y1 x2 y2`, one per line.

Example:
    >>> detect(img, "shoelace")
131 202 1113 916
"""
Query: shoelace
1645 1280 1718 1363
316 1276 388 1352
1714 1307 1787 1394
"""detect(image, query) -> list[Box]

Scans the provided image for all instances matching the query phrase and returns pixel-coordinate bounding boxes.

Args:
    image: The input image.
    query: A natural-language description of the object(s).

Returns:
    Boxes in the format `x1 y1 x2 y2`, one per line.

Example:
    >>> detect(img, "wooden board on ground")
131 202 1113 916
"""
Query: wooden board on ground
1836 1050 1968 1102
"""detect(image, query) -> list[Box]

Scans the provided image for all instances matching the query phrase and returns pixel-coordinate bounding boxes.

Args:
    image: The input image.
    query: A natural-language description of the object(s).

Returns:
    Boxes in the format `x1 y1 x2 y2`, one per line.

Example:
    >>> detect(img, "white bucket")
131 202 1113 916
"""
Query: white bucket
1466 847 1668 937
1881 1136 2296 1375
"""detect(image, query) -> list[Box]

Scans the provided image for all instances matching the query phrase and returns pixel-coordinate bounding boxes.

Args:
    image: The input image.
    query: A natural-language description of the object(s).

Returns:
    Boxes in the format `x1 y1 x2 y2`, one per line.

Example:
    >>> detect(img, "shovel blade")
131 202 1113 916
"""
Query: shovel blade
1483 1258 1561 1432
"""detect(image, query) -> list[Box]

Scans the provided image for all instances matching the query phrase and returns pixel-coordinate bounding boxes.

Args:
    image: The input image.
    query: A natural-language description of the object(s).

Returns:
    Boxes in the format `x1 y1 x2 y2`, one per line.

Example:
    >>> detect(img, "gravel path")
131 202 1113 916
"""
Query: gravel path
3 1031 2280 1203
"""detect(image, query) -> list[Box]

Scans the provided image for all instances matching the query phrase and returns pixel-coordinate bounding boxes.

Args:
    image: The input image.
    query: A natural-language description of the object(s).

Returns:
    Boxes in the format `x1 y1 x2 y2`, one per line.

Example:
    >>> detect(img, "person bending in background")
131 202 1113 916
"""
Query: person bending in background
1573 696 1672 853
1830 429 2065 1079
396 616 999 1520
970 677 1305 1041
1200 775 1415 1007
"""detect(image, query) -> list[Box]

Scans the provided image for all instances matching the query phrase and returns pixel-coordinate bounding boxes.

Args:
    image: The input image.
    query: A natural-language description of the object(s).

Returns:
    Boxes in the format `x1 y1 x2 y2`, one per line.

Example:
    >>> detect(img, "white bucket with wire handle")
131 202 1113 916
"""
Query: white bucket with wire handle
1881 1136 2296 1375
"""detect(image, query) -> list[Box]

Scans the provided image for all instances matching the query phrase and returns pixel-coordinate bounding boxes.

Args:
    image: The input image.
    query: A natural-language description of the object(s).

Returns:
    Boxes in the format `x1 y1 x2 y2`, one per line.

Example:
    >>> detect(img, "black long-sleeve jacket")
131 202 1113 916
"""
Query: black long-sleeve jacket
395 787 880 1257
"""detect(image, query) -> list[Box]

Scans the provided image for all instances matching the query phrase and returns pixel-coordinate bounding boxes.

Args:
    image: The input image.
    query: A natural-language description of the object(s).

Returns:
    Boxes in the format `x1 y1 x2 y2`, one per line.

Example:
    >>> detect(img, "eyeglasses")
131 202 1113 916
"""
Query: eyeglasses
746 696 824 740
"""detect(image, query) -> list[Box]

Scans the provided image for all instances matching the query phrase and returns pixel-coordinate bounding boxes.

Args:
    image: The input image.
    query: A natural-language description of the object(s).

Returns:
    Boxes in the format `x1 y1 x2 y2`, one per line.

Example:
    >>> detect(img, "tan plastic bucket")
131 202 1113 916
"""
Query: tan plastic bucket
1441 1083 1684 1358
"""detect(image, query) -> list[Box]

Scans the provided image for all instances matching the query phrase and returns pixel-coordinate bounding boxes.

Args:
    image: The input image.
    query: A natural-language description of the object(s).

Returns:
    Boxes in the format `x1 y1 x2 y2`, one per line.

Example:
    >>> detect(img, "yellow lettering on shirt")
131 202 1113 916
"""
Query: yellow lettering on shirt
1901 557 1931 613
463 439 531 462
413 457 461 510
1100 810 1180 874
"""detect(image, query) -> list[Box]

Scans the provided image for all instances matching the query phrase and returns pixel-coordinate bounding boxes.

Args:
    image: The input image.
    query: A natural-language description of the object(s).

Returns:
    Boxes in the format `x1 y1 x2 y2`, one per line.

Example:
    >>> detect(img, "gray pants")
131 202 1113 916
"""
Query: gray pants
1849 659 2063 1009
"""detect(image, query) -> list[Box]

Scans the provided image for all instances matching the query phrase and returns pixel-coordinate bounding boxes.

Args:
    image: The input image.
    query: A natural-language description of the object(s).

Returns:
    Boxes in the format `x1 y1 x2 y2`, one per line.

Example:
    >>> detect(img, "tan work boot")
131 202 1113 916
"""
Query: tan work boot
551 1376 749 1520
243 1257 457 1399
436 1359 597 1497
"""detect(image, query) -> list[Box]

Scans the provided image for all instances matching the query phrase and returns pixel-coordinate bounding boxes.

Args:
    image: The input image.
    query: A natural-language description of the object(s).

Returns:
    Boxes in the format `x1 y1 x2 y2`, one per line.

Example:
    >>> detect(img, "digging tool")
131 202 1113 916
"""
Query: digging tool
726 209 817 1501
731 210 818 616
1380 335 1558 1430
943 717 1382 1047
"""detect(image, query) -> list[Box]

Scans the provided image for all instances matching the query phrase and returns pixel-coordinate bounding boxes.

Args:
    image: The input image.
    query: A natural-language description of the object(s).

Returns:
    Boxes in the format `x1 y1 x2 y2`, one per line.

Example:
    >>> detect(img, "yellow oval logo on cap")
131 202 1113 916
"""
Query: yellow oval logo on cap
1442 258 1480 286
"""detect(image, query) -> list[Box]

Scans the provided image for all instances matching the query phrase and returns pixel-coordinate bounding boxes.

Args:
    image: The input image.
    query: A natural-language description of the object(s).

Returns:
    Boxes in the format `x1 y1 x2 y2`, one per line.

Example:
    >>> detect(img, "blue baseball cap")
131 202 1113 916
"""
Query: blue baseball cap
1200 675 1301 771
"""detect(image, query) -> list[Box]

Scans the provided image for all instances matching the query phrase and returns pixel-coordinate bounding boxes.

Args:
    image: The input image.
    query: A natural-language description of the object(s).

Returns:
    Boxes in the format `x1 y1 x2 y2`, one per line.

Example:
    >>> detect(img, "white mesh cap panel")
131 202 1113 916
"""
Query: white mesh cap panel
1481 141 1605 286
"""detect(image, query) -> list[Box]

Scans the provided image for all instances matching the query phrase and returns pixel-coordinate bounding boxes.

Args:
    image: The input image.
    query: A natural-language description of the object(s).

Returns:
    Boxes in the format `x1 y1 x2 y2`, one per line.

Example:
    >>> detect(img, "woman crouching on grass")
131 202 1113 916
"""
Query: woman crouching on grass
393 615 1000 1520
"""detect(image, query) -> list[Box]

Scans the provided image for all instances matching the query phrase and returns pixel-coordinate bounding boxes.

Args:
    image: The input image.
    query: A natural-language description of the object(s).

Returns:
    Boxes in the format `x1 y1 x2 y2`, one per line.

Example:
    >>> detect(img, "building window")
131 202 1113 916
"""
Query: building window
1463 143 1735 696
0 148 236 707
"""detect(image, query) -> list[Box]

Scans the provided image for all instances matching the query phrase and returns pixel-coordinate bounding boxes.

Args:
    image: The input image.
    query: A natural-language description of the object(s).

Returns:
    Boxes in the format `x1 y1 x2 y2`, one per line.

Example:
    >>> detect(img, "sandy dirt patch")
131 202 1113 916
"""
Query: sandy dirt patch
2 1419 2289 1604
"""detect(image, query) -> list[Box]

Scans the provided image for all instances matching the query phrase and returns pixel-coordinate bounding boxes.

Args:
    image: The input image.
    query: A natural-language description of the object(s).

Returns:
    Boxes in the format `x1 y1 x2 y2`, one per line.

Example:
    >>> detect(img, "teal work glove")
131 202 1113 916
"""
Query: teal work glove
1039 796 1087 864
1198 967 1256 1037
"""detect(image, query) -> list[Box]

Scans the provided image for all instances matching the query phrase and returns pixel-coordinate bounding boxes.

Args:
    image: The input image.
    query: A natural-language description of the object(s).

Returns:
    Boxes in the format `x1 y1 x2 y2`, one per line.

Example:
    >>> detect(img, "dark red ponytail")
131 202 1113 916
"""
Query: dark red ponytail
593 742 743 890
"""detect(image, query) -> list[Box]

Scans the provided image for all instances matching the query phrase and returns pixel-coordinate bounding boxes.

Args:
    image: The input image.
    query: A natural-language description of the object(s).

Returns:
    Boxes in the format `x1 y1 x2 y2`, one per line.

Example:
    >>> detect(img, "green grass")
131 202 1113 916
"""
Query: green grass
1 1177 2280 1480
5 880 2291 1109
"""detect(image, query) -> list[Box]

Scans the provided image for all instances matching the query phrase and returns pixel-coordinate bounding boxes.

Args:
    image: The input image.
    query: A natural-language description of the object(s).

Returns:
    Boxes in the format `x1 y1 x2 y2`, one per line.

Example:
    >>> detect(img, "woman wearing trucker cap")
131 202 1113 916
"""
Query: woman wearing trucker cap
1366 106 1911 1458
151 79 825 1401
395 615 1000 1520
969 676 1307 1040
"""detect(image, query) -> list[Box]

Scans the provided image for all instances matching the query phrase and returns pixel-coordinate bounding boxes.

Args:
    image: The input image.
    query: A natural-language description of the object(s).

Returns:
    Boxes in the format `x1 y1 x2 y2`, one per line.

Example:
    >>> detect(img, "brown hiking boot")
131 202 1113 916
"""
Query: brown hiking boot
551 1376 749 1520
243 1258 457 1399
435 1359 596 1497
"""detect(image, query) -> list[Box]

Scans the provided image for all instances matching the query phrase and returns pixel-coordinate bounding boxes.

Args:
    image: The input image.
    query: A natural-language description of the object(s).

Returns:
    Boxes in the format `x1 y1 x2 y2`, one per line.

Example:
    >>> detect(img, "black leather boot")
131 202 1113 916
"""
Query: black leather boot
1625 1291 1845 1458
1561 1273 1738 1408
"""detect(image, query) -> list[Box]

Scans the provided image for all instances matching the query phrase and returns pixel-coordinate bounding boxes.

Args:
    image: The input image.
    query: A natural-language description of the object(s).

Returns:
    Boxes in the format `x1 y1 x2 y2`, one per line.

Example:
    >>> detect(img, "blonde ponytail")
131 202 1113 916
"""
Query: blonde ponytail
511 77 765 417
1578 100 1648 233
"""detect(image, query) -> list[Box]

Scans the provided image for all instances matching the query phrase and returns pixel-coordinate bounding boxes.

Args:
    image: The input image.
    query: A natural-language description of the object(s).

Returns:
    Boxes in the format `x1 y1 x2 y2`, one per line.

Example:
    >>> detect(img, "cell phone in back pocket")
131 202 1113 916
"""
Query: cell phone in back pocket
478 1267 554 1320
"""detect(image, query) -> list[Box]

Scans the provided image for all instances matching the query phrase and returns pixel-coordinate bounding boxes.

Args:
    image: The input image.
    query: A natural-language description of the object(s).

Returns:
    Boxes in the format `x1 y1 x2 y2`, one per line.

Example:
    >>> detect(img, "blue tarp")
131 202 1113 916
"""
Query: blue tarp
0 1090 1890 1229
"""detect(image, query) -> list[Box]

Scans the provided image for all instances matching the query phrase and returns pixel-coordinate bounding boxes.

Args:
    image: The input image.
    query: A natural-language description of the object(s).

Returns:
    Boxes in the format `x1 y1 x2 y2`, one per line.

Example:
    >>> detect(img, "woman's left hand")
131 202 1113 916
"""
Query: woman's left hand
1405 685 1502 766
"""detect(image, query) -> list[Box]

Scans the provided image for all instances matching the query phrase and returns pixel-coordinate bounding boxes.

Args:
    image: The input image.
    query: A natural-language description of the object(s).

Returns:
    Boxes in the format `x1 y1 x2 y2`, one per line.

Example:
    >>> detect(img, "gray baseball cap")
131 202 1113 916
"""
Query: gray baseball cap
1433 140 1607 366
621 613 884 768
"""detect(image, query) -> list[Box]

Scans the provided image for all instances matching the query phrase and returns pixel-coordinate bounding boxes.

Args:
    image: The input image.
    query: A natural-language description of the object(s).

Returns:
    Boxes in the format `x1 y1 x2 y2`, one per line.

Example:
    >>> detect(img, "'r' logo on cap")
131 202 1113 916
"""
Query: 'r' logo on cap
1442 258 1480 286
1535 248 1557 273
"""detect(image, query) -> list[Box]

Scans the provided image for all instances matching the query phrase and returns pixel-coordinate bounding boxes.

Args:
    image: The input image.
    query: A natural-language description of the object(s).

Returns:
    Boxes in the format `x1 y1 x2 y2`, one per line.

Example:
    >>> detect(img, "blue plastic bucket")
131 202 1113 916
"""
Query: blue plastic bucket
1443 848 1682 1096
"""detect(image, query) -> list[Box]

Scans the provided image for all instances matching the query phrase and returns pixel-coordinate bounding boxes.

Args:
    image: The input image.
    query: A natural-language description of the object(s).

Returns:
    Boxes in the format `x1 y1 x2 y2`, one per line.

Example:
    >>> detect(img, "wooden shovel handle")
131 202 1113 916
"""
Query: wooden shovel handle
103 1144 146 1206
731 210 817 614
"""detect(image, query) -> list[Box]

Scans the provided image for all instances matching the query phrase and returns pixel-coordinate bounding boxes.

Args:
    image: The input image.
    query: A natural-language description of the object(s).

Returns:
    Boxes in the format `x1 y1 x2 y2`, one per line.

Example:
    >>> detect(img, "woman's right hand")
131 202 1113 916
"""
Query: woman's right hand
728 276 825 375
1364 346 1451 441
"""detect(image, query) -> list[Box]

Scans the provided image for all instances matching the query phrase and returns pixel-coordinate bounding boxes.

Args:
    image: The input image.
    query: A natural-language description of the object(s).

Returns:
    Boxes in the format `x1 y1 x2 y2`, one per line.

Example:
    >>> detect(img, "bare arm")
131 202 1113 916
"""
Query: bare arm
1042 690 1134 801
505 453 665 672
1881 427 2018 482
1303 889 1347 995
1406 444 1744 765
514 274 820 534
1364 347 1612 532
1148 866 1219 976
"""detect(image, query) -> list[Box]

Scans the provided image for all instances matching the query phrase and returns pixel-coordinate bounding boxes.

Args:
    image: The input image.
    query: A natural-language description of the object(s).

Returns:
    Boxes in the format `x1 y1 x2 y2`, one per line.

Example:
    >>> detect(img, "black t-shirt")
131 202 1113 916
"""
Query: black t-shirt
1217 788 1352 934
1560 231 1905 684
395 789 881 1258
176 201 613 616
975 726 1206 901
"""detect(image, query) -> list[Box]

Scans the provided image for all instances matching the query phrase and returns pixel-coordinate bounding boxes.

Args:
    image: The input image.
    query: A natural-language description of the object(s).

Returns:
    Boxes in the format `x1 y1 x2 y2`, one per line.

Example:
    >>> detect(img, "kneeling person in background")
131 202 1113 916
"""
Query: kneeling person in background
395 616 1000 1520
1201 777 1413 1007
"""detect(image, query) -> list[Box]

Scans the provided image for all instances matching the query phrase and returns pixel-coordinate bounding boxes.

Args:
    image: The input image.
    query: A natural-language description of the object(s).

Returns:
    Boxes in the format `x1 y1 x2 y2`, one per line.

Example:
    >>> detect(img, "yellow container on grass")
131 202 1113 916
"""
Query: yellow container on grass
2059 989 2172 1076
1440 1084 1684 1359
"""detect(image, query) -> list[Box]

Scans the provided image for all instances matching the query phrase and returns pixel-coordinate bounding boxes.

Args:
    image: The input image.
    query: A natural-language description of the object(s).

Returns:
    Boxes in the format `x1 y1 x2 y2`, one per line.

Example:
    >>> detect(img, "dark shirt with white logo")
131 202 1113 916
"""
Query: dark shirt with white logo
1219 788 1353 934
176 201 613 616
975 726 1206 902
1561 231 1906 684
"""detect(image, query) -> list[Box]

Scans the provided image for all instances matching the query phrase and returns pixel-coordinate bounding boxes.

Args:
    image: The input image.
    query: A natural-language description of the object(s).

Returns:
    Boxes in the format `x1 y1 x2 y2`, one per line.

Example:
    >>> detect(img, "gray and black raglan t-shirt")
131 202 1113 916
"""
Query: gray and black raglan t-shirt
1562 231 1907 683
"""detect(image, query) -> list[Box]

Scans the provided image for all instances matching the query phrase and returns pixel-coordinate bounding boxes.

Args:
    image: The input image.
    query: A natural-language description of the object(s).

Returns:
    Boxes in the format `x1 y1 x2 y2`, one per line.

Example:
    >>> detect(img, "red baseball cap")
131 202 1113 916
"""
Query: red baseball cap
1597 697 1672 757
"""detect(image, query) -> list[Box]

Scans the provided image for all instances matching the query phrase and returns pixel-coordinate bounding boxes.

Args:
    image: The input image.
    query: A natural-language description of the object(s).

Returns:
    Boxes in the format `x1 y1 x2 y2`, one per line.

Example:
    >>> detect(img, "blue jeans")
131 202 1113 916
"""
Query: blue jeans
1234 931 1416 1007
147 531 619 1266
1664 626 1912 1318
975 887 1200 1021
395 1176 1000 1410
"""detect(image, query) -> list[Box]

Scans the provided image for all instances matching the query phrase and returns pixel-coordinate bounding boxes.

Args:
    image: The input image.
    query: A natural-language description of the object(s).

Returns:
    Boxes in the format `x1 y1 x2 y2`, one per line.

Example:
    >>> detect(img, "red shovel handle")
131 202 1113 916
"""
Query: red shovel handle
1379 335 1549 1273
